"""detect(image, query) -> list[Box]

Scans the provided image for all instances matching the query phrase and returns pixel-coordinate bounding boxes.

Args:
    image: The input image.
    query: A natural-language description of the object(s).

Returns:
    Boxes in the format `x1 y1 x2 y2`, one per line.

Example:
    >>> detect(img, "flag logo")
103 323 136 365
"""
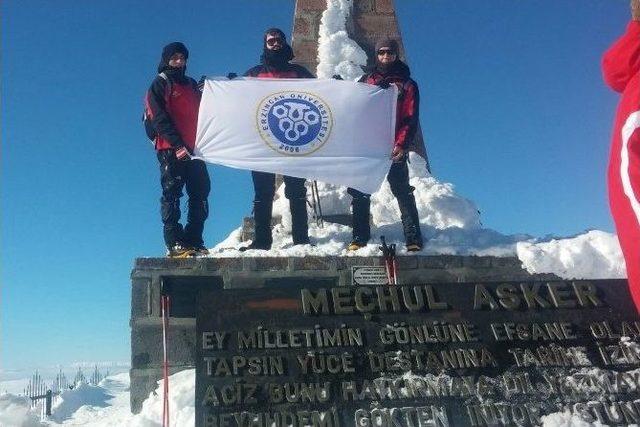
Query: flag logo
257 91 333 156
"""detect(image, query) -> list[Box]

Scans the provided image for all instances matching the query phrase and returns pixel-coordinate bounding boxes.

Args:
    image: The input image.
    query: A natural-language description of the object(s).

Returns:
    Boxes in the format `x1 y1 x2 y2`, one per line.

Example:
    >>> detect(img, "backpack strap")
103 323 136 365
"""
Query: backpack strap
158 72 172 104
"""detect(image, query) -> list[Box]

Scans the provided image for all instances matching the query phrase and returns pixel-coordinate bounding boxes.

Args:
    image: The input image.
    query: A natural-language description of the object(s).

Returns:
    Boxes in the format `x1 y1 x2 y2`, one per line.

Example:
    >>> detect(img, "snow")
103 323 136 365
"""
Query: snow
209 152 625 280
316 0 367 81
128 370 194 427
50 381 116 423
517 230 626 279
0 372 191 426
541 411 607 427
0 393 43 427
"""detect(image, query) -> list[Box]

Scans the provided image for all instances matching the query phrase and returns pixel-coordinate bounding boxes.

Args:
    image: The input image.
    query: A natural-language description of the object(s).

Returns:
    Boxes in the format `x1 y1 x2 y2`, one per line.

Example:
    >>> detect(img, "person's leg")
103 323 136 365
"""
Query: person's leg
388 160 423 249
347 187 371 248
245 171 275 249
183 159 211 251
284 176 309 245
158 150 187 251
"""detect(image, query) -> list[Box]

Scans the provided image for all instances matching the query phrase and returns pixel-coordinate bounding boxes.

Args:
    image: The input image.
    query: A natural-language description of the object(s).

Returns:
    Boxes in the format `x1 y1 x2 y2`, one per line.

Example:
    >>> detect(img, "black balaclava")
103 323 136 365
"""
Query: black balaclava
374 37 400 73
261 28 294 68
157 42 189 76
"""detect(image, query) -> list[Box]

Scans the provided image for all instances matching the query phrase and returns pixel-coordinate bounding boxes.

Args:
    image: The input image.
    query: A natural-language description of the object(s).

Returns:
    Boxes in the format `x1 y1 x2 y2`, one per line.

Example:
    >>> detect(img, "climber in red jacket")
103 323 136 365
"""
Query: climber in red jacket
602 0 640 311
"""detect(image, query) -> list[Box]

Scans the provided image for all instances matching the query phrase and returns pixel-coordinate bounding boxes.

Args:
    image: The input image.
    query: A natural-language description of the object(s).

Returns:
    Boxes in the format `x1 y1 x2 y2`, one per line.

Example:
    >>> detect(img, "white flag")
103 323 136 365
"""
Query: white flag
194 77 396 194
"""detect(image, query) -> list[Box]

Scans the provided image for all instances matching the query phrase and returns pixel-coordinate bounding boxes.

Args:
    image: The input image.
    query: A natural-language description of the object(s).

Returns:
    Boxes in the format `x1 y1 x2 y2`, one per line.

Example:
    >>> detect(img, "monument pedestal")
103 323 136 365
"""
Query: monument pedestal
129 255 556 413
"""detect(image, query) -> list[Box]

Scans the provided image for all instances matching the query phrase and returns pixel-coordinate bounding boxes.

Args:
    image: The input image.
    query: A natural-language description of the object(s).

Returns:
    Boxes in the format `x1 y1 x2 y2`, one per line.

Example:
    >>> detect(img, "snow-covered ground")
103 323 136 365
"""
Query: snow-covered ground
209 153 626 281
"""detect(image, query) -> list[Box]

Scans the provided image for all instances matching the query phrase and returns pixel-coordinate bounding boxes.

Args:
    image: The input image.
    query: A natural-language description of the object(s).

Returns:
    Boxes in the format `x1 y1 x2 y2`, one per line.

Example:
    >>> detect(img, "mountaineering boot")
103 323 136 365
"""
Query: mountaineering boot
406 243 422 252
396 192 423 251
183 199 209 253
167 243 196 258
348 241 367 251
348 194 371 251
239 200 273 251
190 245 210 256
161 198 185 250
239 240 271 251
290 197 310 245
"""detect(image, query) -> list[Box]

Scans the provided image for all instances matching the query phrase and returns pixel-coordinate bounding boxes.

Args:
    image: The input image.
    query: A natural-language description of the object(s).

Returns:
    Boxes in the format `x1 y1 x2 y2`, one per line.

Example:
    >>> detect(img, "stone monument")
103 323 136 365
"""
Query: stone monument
129 255 560 414
129 3 640 425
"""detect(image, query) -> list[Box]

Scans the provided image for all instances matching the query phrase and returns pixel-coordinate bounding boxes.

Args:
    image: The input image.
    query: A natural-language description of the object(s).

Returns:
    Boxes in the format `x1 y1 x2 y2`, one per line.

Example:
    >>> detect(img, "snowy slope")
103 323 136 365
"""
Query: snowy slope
0 370 625 427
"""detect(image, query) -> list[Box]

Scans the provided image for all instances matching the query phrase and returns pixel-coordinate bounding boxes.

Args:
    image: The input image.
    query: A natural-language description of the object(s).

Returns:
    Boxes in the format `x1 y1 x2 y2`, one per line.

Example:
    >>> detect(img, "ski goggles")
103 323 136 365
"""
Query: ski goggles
266 37 285 47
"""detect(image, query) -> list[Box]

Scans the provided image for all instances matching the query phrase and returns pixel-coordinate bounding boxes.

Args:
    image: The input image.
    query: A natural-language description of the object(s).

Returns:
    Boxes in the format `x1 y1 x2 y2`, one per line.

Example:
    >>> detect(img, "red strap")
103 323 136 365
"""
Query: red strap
161 295 170 427
392 258 399 285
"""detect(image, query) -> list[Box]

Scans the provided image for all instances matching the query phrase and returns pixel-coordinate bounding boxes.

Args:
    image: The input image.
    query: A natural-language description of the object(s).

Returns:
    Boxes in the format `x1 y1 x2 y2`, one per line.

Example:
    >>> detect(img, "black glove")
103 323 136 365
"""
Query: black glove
377 80 391 89
332 74 343 80
197 75 206 91
227 72 238 80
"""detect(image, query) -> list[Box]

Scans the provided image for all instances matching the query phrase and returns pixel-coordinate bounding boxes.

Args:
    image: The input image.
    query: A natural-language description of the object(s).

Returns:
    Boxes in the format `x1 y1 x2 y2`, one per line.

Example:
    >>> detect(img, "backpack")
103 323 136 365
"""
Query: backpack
142 72 171 141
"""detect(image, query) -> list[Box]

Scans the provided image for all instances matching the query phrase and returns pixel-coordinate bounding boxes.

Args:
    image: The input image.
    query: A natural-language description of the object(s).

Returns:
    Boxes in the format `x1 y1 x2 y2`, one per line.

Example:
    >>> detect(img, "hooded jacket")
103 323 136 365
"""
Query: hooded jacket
244 31 313 79
360 60 419 148
145 43 201 152
602 20 640 311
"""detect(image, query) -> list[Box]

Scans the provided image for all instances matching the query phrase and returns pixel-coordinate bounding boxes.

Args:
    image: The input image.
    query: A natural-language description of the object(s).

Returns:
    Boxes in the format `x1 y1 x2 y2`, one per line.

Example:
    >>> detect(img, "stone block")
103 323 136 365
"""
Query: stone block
396 256 418 269
402 269 458 284
254 257 289 271
202 257 243 272
135 257 199 270
295 0 327 11
354 14 400 38
374 0 395 14
225 272 267 289
490 257 522 268
292 40 318 65
131 278 152 318
131 321 196 369
292 256 335 270
419 256 463 269
462 256 493 268
336 256 382 270
354 0 374 13
293 16 311 38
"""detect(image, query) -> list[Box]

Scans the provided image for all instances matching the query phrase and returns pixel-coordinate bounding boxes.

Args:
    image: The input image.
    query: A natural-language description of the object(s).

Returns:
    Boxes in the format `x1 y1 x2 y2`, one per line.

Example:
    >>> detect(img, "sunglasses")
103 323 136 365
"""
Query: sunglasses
377 49 396 56
266 37 284 46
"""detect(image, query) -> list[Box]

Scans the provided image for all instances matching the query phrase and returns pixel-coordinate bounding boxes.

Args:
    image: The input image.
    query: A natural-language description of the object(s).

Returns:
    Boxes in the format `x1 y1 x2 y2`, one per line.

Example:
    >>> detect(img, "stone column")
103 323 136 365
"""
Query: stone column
291 0 429 167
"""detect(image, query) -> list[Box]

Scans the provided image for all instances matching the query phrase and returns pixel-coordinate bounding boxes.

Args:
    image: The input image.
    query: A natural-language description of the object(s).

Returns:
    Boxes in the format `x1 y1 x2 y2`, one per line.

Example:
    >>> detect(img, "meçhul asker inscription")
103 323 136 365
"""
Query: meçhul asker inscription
195 279 640 426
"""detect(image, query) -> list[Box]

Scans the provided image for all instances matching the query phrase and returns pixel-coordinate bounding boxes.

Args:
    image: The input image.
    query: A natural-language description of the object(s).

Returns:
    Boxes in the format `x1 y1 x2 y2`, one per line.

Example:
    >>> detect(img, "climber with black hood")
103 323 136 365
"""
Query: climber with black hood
145 42 211 257
240 28 315 251
347 37 424 252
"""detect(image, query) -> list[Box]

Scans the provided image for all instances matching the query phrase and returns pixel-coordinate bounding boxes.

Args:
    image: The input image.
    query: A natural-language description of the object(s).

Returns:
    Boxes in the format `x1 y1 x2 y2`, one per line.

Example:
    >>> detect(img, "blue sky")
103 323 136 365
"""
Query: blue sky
1 0 630 371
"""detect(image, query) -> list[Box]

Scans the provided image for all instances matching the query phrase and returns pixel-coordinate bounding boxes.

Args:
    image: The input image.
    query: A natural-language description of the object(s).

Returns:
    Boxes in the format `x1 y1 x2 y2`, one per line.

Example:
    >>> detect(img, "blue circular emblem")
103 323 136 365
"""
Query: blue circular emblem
257 91 332 156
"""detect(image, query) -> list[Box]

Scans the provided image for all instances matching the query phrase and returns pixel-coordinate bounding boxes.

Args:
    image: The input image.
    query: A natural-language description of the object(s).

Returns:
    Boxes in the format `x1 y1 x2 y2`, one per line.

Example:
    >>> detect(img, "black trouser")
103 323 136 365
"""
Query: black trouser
158 150 210 248
348 159 422 245
251 171 308 245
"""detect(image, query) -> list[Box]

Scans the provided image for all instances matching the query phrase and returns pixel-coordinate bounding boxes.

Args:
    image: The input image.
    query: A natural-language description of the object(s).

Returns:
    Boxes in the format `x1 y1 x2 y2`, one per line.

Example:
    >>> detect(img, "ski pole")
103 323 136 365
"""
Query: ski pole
313 181 324 228
309 183 319 226
379 236 393 285
389 241 397 285
161 295 170 427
